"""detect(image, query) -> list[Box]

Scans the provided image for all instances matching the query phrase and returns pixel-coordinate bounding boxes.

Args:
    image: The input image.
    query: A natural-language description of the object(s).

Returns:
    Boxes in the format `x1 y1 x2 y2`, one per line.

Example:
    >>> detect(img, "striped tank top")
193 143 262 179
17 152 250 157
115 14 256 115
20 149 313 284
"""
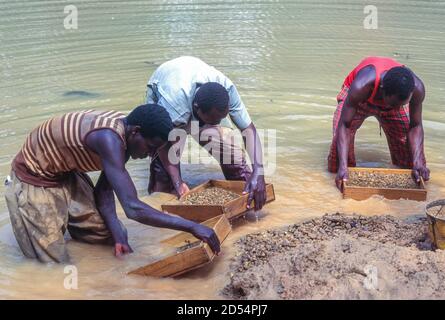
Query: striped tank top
12 110 126 187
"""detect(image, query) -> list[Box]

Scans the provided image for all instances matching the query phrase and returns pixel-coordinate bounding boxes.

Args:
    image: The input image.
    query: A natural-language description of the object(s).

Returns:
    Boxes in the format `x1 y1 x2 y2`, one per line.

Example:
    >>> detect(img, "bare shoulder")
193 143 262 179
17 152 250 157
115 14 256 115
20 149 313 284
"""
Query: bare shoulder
413 72 425 93
85 128 125 154
353 65 376 87
349 65 376 101
410 69 425 102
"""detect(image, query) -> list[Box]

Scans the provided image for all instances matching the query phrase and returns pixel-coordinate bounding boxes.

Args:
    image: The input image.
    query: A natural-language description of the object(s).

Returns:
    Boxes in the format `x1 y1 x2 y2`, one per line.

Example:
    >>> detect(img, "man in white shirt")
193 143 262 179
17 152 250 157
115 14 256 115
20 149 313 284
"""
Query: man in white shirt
145 56 266 210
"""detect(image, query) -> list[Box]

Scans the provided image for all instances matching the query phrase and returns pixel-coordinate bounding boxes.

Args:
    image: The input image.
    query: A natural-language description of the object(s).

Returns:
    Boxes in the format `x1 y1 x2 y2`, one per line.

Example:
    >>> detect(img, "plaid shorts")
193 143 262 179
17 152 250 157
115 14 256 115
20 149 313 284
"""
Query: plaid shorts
327 85 426 173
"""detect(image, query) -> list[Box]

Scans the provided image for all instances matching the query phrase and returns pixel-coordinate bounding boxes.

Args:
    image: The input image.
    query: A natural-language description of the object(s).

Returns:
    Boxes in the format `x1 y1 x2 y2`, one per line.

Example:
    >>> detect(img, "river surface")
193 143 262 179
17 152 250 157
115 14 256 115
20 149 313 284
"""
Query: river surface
0 0 444 299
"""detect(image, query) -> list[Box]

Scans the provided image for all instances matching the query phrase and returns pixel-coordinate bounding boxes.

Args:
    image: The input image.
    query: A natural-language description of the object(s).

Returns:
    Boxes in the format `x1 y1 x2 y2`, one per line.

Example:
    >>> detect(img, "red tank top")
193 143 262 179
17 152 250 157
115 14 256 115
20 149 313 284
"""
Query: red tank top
343 57 403 106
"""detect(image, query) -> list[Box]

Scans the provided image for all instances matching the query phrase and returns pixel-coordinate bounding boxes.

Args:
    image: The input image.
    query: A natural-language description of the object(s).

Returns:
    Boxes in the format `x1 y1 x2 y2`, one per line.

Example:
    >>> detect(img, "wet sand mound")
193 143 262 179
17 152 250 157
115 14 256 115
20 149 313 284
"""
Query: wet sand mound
223 213 445 300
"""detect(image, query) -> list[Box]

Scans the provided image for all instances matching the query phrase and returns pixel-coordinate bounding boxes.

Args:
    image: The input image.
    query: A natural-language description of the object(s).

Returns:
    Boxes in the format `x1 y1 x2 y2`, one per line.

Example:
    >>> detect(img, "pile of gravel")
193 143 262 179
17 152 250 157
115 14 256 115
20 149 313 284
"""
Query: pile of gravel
234 213 431 272
223 213 439 300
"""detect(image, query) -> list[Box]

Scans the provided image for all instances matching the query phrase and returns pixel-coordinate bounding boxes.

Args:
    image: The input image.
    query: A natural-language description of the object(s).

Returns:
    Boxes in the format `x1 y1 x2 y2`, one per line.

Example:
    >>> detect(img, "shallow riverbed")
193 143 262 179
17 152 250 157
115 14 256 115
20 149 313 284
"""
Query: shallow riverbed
0 0 444 299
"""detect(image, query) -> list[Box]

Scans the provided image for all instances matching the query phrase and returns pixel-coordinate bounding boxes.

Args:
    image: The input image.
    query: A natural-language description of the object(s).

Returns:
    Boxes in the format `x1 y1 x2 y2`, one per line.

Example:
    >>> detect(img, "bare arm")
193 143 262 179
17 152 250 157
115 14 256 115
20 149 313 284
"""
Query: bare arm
156 141 189 196
408 76 429 182
335 96 358 190
94 171 133 256
335 68 374 190
241 122 266 210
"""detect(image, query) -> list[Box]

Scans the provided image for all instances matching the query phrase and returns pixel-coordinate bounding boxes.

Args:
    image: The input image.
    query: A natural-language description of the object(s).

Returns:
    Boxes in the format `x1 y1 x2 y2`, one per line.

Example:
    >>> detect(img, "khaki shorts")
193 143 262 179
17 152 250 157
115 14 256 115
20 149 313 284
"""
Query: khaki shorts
5 171 114 263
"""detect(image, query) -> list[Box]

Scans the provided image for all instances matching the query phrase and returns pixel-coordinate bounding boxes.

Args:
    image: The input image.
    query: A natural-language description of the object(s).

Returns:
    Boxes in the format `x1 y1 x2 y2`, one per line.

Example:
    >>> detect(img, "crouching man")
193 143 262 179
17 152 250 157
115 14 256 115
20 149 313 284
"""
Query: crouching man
327 56 429 189
5 105 220 263
146 56 267 210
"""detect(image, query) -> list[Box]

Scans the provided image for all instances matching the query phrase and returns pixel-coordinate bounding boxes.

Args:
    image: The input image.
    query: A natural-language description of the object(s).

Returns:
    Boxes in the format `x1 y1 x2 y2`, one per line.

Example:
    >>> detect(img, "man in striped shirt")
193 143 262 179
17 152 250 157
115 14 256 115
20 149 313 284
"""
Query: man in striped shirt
146 57 267 211
5 104 220 263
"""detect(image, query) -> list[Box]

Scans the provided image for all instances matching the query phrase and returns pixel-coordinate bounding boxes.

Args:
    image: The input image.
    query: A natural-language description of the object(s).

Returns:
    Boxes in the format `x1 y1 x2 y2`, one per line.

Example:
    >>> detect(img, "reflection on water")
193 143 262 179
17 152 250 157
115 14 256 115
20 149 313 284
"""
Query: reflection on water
0 0 444 299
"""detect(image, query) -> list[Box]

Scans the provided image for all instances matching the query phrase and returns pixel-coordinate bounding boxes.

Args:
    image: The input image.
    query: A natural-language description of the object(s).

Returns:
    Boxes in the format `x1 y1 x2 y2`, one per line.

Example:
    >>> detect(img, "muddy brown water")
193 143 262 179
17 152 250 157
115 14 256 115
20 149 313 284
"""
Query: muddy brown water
0 1 444 299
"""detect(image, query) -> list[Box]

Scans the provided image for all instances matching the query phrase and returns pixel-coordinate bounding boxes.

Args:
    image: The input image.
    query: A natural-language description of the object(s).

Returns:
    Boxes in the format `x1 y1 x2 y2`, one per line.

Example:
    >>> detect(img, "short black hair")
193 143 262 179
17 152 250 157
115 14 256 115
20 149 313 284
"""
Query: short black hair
383 66 415 100
193 82 229 114
126 104 173 141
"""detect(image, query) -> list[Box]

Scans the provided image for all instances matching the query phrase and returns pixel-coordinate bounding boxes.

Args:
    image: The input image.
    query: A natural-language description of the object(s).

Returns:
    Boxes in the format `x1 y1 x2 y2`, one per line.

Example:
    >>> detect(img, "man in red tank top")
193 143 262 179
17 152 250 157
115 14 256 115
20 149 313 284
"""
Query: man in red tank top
327 56 429 190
